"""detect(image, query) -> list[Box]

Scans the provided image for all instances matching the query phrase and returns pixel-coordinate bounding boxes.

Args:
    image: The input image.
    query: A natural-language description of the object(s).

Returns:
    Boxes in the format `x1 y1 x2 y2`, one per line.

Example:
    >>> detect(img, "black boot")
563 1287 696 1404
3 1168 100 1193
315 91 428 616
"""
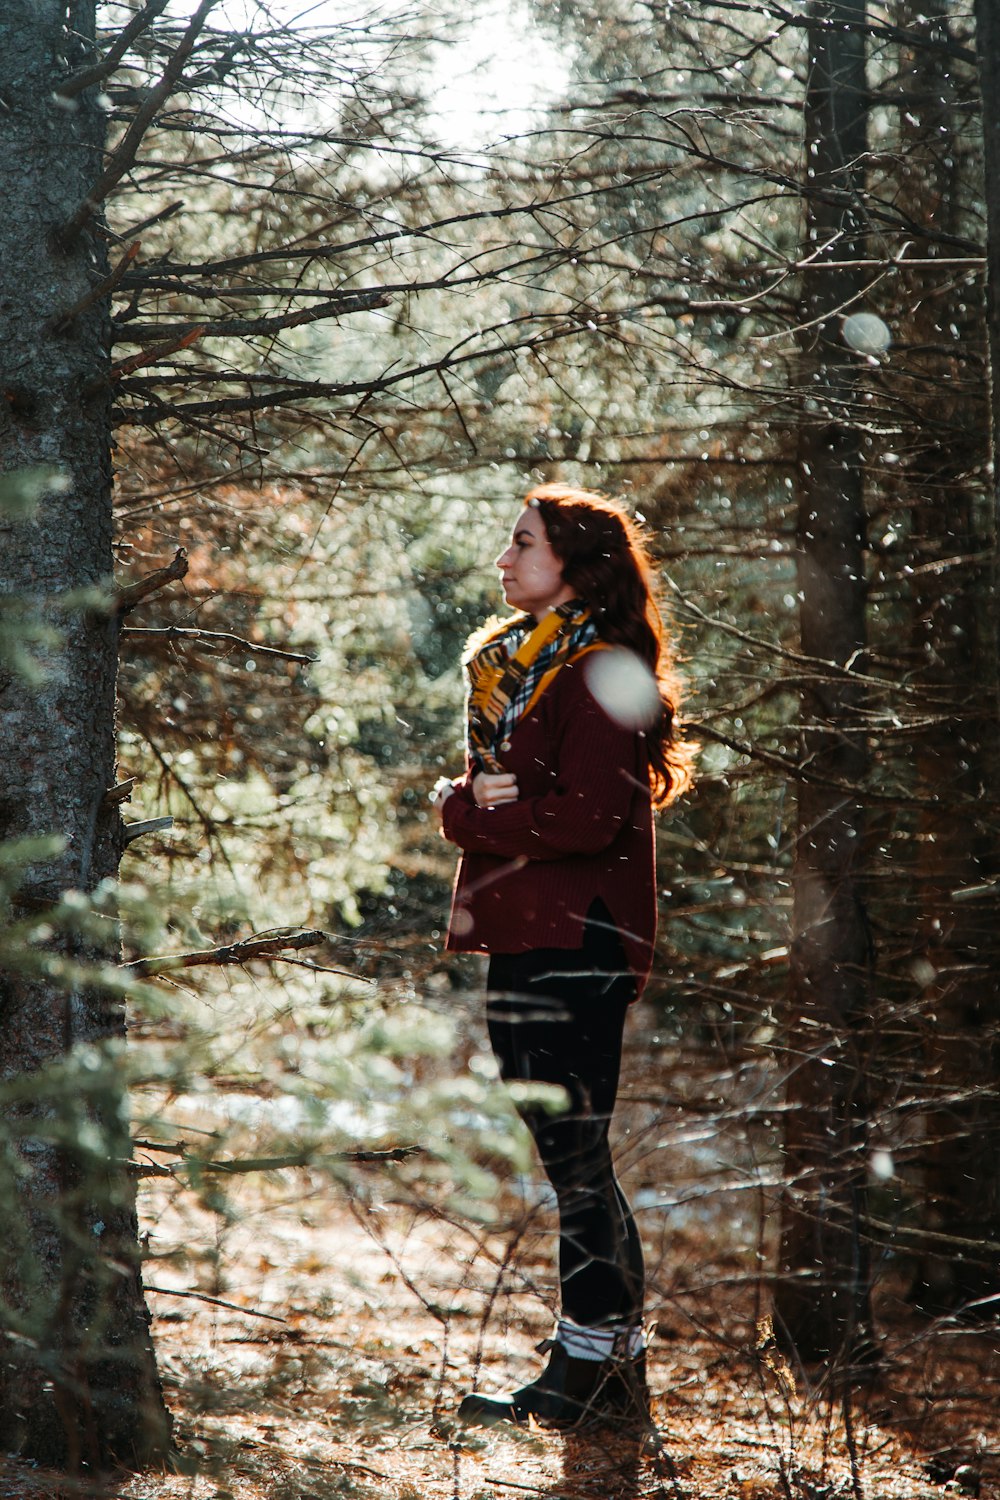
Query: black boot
458 1339 649 1430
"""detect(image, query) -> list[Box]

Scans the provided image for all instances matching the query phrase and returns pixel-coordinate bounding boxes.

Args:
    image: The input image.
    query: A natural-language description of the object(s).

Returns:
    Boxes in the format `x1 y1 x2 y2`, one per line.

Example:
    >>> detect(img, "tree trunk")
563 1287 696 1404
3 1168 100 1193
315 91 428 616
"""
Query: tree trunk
977 0 1000 592
774 0 876 1365
0 0 169 1467
894 0 1000 1312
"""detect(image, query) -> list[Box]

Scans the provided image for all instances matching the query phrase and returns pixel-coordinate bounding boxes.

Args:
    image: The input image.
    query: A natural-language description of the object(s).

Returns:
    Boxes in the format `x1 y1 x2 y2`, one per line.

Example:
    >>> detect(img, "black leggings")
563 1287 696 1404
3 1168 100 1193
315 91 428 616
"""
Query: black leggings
486 903 645 1329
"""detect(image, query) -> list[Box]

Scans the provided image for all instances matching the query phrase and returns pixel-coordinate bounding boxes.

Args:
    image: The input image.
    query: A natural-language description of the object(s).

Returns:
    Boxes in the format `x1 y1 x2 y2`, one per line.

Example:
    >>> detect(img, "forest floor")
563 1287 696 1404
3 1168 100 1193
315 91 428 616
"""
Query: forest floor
1 1016 998 1500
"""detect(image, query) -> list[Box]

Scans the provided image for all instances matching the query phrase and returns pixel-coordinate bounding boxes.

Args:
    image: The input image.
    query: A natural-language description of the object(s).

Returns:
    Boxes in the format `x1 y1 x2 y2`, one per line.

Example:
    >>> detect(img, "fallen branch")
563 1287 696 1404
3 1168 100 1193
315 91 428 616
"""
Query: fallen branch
144 1285 287 1324
130 1141 421 1179
194 1145 422 1176
126 927 327 977
112 545 188 616
121 624 315 665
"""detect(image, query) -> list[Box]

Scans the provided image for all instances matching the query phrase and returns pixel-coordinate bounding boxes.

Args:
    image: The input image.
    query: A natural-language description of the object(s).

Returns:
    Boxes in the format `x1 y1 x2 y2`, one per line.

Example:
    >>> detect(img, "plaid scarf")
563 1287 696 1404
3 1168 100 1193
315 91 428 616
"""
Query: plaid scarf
464 601 596 772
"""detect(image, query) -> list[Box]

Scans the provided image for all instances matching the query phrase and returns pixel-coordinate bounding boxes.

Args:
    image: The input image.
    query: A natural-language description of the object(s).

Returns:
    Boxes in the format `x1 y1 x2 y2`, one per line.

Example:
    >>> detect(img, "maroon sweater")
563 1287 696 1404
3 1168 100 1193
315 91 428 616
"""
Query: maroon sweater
441 656 656 991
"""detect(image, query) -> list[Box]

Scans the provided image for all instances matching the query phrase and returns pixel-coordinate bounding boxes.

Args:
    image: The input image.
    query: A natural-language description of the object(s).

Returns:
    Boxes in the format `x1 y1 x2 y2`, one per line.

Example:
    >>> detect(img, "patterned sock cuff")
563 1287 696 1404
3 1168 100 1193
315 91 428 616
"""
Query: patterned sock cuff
556 1318 646 1362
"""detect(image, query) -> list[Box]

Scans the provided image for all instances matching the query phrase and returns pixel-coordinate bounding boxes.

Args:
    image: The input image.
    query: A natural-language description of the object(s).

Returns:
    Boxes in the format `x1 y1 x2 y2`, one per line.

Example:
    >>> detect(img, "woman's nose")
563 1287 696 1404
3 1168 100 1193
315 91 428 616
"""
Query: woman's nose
496 546 514 569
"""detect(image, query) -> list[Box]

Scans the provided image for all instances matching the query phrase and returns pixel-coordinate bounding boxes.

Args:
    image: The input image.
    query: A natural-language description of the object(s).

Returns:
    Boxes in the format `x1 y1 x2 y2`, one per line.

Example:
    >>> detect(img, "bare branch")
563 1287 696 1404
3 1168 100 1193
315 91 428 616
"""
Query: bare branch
112 546 188 616
110 199 185 242
121 625 315 665
113 288 390 344
144 1286 288 1323
126 927 328 977
119 164 691 283
277 956 375 982
122 816 174 847
60 0 219 244
133 1138 419 1167
116 317 613 425
128 1158 174 1178
133 1143 421 1180
85 326 205 397
102 777 136 806
690 717 965 810
55 0 171 101
699 0 977 66
196 1145 422 1175
662 574 945 699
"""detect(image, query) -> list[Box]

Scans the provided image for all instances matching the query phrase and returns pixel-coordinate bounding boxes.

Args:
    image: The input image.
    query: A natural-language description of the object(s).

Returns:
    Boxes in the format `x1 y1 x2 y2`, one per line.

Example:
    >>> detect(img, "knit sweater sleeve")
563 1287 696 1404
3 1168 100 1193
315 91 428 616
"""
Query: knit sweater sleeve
448 764 476 800
440 677 639 860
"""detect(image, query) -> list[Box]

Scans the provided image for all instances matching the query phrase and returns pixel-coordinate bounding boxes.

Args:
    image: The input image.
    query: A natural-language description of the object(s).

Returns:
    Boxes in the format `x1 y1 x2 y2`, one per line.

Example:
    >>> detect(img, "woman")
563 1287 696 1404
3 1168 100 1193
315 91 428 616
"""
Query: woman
433 483 693 1429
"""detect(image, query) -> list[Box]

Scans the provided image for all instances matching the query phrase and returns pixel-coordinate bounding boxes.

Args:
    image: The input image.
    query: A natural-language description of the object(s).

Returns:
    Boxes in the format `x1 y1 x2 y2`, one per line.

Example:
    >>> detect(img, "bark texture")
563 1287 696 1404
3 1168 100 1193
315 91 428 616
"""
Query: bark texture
0 0 169 1467
894 0 1000 1310
774 0 876 1365
978 0 1000 582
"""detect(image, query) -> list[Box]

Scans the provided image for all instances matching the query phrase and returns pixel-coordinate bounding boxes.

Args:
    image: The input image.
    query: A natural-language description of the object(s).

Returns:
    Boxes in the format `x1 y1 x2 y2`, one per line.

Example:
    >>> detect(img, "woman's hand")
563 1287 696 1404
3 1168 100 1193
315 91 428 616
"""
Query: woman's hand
430 776 455 823
473 771 519 807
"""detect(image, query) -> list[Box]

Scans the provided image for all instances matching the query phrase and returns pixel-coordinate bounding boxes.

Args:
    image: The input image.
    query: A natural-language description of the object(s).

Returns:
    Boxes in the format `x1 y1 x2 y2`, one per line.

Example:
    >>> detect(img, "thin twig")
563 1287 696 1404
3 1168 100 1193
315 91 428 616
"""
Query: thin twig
144 1284 287 1324
141 727 237 873
111 199 185 243
129 1158 175 1179
663 573 965 699
118 319 591 424
278 955 374 982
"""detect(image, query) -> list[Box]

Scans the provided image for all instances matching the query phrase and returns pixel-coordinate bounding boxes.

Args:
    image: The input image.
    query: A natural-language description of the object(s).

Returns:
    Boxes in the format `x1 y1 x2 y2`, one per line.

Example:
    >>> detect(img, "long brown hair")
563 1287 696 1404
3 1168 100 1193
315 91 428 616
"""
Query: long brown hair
525 482 695 807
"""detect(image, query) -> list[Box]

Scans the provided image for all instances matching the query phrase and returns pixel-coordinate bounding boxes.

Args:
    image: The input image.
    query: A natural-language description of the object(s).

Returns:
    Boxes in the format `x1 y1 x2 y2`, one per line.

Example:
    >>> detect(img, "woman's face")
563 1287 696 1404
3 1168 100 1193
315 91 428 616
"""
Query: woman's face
496 507 575 617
